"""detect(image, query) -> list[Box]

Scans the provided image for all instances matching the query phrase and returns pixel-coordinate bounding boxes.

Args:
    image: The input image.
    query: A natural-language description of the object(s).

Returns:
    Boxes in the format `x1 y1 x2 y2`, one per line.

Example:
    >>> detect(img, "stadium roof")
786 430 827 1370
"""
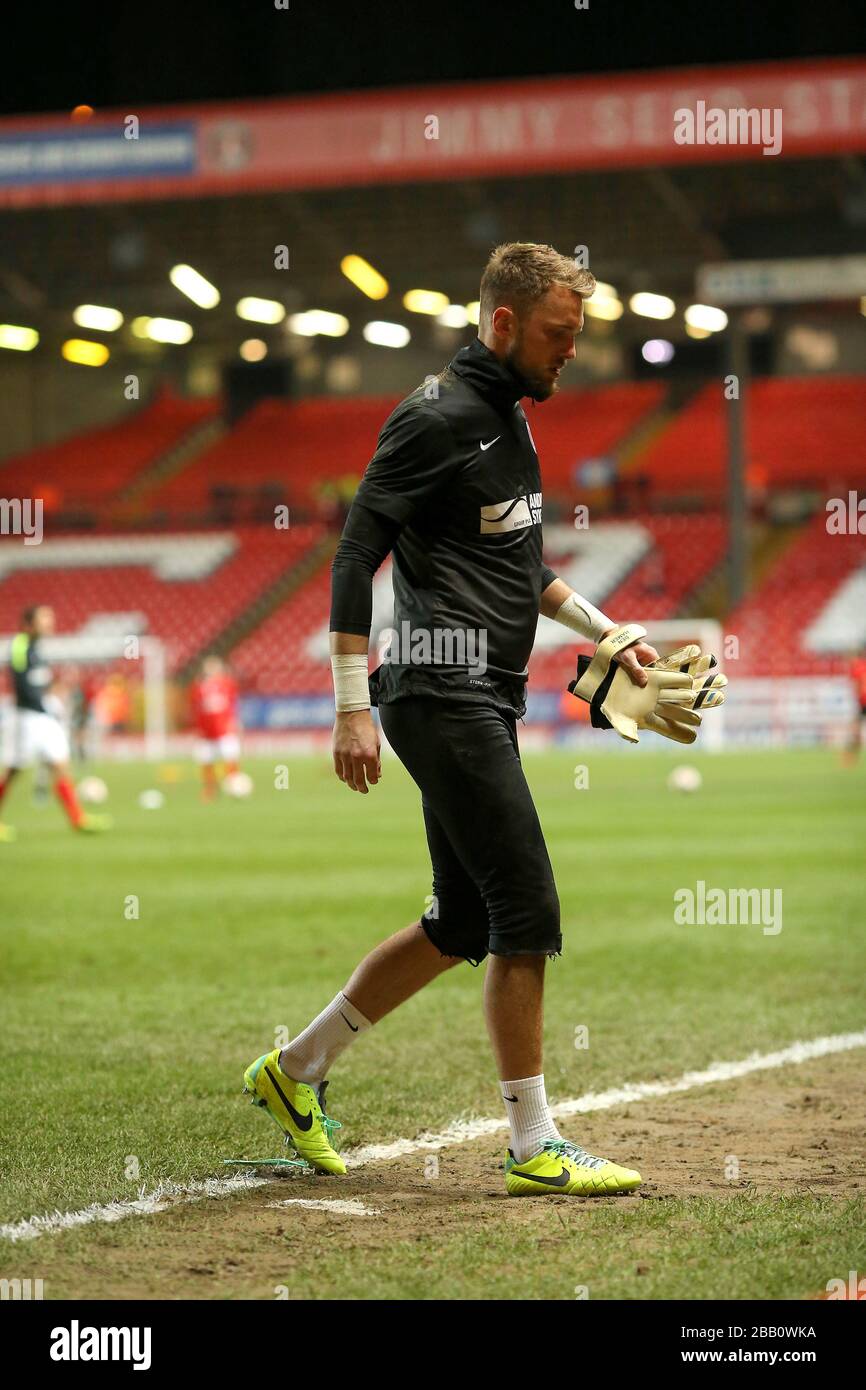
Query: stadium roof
2 156 863 363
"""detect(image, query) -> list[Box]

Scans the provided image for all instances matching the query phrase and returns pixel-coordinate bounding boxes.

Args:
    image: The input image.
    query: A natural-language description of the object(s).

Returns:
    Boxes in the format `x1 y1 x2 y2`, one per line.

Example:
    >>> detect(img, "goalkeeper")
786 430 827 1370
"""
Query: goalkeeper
242 241 724 1198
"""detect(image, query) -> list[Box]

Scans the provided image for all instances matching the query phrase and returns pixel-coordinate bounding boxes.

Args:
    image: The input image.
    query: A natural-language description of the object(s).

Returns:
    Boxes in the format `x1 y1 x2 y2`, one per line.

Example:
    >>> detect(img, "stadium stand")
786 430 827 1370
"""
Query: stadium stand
0 388 218 519
0 379 667 528
727 513 866 678
0 525 324 675
145 381 666 519
636 376 866 501
148 395 398 518
231 564 334 694
518 380 665 489
6 375 857 525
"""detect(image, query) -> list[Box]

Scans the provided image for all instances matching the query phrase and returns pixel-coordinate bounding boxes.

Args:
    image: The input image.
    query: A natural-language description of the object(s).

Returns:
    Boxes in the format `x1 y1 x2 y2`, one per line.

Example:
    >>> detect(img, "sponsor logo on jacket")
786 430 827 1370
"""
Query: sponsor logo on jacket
480 492 542 533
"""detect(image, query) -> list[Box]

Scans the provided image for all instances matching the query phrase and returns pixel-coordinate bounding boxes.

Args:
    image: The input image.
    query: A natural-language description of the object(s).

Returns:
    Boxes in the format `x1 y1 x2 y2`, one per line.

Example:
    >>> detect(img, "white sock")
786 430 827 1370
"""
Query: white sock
501 1074 561 1163
278 992 371 1085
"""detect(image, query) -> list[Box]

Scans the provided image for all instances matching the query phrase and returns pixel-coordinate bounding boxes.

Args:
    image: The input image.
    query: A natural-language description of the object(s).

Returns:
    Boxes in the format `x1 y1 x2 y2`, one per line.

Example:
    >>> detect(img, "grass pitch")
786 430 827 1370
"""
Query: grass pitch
1 746 864 1299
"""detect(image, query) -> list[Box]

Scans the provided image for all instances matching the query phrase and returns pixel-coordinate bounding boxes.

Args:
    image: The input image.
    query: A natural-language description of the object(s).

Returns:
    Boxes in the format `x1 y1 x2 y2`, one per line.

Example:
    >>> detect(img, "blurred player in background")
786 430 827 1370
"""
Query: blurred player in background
68 665 99 763
29 681 69 807
189 655 242 800
93 672 132 737
0 605 111 839
844 647 866 765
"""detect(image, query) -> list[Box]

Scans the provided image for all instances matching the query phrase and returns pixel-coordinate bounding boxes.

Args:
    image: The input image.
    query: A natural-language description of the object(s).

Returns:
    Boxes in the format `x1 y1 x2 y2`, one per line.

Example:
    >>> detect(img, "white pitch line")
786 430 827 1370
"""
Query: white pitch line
267 1198 380 1216
0 1173 269 1244
342 1030 866 1166
2 1029 863 1243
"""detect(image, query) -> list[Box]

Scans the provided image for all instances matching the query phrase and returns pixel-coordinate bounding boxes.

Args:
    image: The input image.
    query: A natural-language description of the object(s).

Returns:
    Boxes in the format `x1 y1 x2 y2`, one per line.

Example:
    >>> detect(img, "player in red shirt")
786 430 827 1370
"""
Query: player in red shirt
189 656 242 799
845 650 866 765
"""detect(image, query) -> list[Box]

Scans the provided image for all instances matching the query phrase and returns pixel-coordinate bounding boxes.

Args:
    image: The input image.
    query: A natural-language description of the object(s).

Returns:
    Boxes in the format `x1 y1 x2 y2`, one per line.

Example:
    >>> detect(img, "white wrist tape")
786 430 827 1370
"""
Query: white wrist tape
553 593 615 645
330 654 371 713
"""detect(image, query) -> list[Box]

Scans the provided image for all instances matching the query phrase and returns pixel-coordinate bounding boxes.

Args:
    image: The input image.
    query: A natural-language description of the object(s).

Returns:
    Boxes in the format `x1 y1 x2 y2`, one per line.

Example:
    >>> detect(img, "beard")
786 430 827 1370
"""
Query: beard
505 335 558 402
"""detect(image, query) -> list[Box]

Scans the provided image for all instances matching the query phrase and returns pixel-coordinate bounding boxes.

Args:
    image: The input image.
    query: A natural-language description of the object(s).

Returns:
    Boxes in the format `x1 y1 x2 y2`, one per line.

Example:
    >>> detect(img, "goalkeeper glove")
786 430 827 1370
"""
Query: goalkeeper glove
642 643 727 742
567 624 726 745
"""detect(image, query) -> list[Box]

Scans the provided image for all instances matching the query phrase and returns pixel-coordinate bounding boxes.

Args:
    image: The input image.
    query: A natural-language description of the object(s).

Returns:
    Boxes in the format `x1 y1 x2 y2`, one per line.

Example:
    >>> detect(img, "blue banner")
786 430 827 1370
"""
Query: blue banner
0 124 196 187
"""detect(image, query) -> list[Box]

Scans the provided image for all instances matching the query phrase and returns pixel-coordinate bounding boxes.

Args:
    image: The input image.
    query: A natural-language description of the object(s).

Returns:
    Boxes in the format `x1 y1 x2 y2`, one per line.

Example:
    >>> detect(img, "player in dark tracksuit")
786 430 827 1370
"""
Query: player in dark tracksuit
245 244 656 1194
0 605 108 838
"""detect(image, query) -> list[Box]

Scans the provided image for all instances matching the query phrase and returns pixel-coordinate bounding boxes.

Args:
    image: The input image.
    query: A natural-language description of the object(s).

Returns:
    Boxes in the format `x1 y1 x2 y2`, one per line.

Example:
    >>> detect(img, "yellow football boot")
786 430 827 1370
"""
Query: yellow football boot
506 1138 641 1195
242 1049 346 1175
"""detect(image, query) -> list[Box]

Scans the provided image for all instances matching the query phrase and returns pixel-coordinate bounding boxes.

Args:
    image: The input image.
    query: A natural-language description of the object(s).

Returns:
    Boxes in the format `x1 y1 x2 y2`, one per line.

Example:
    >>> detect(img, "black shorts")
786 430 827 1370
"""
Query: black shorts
379 697 561 965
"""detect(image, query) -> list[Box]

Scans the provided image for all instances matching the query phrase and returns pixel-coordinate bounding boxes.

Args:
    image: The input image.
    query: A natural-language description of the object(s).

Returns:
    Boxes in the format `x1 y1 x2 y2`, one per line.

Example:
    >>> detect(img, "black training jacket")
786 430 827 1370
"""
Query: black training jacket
334 337 557 715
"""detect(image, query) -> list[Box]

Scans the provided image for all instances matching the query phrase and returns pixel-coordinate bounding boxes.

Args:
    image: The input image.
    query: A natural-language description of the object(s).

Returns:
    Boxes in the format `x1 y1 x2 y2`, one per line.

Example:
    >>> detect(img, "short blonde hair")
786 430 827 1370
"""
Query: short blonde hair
479 242 596 328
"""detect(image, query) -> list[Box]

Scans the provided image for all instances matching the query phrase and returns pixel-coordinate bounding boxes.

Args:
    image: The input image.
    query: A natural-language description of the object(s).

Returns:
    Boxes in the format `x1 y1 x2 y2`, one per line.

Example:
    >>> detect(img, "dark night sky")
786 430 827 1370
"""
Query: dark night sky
5 0 863 117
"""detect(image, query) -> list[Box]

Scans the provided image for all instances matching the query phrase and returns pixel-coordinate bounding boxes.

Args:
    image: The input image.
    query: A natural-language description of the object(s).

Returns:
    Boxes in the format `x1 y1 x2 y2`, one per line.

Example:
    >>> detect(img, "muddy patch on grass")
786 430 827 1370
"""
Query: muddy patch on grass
3 1049 863 1299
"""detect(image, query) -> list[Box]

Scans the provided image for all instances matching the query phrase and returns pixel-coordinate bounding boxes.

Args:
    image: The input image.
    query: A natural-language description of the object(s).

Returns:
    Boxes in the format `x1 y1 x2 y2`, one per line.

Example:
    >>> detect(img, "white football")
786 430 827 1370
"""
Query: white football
667 765 703 794
77 775 109 805
223 771 253 799
139 789 165 810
